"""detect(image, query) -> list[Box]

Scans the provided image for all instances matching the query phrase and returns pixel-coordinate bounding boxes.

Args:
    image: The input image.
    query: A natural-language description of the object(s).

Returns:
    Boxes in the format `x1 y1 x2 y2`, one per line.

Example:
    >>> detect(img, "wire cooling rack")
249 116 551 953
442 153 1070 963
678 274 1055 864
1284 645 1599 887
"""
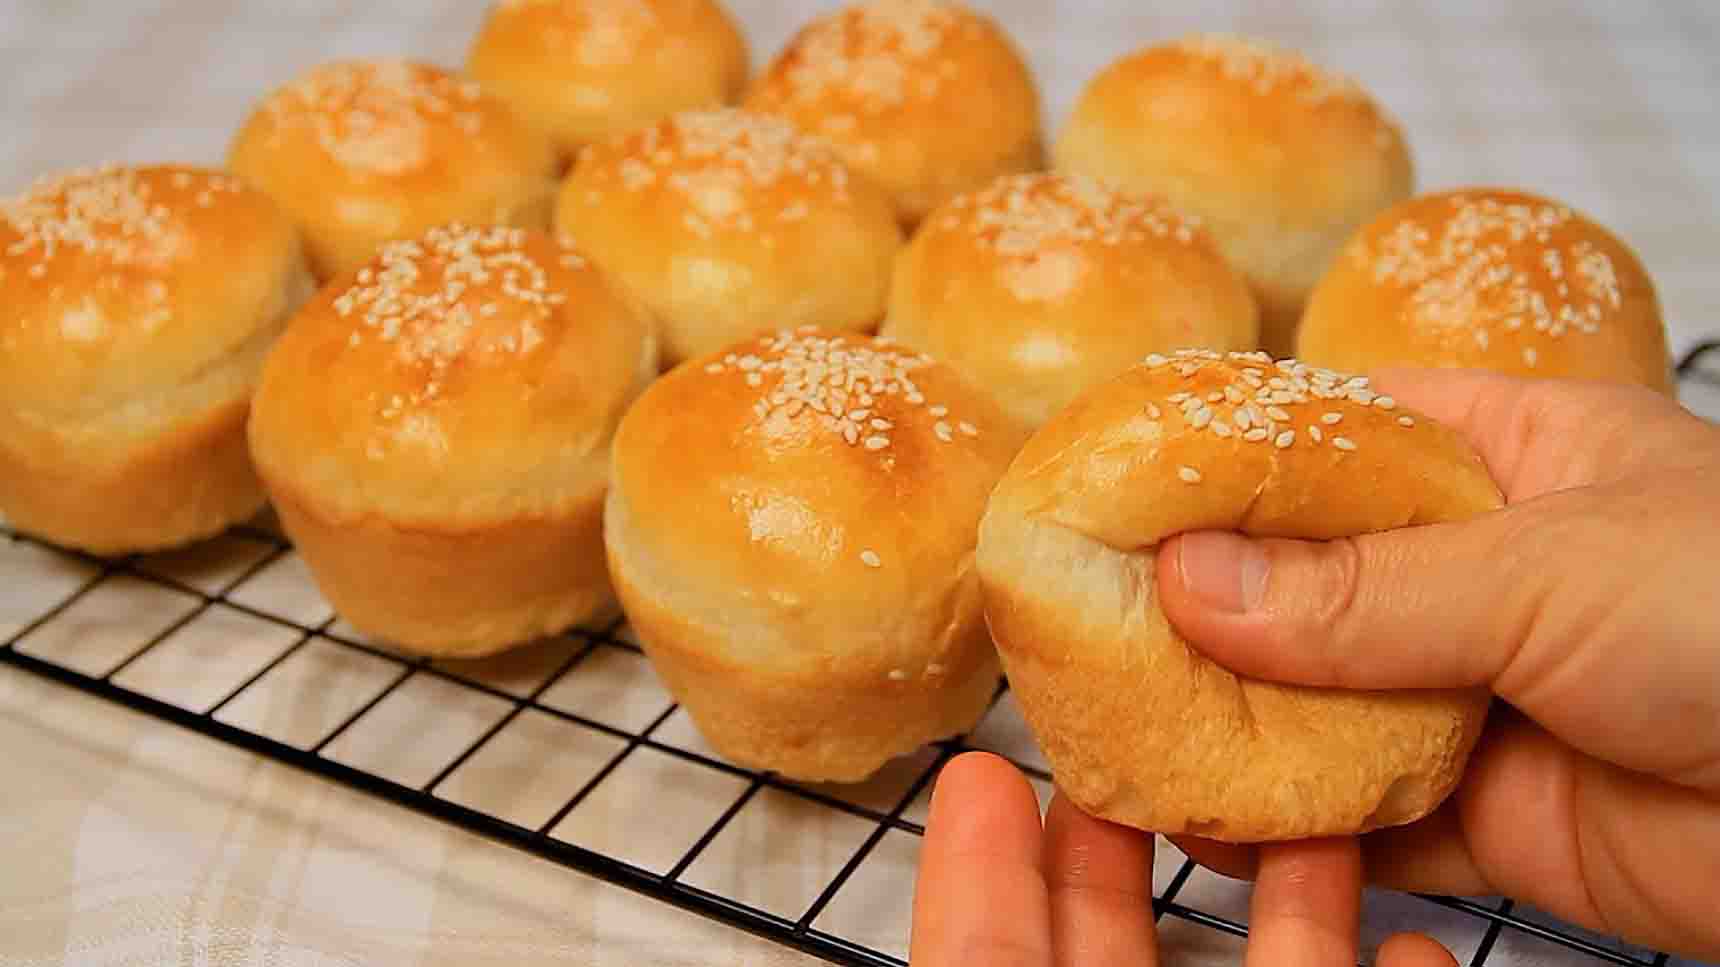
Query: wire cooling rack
3 343 1716 967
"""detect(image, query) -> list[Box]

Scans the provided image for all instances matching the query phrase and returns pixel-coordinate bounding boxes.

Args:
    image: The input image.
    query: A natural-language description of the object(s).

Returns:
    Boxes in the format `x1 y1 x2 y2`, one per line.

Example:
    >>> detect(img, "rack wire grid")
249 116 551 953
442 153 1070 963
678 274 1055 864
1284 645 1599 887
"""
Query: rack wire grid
2 342 1716 967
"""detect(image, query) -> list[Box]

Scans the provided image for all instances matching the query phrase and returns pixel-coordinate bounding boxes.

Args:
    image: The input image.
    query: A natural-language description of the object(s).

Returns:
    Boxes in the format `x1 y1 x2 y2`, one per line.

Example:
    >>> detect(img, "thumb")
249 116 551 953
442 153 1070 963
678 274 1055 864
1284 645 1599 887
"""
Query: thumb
1156 511 1541 693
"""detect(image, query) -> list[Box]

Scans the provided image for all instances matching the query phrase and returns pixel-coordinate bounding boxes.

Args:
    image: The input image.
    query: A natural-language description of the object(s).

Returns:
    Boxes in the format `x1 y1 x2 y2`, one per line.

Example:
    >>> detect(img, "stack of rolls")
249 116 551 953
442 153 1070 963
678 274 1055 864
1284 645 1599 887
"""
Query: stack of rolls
0 1 1684 802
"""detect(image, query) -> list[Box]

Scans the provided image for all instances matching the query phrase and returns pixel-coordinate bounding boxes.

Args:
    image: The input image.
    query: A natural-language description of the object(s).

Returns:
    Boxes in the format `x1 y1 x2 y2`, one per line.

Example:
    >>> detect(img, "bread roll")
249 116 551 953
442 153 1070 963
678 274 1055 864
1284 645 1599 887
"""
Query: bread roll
249 224 655 657
1299 188 1673 393
229 59 558 281
977 349 1501 842
556 108 902 368
606 327 1025 781
882 172 1258 427
466 0 749 163
1054 34 1412 357
0 164 312 555
745 0 1043 226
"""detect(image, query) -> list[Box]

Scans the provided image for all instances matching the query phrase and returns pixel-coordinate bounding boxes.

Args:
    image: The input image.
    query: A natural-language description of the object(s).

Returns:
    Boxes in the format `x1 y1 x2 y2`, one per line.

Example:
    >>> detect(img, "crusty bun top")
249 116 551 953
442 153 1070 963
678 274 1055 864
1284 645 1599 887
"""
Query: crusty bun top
610 326 1025 644
1299 188 1672 393
987 349 1501 550
229 59 558 280
466 0 749 158
1053 34 1412 348
249 224 655 523
744 0 1043 224
0 164 308 432
882 172 1258 427
555 108 902 366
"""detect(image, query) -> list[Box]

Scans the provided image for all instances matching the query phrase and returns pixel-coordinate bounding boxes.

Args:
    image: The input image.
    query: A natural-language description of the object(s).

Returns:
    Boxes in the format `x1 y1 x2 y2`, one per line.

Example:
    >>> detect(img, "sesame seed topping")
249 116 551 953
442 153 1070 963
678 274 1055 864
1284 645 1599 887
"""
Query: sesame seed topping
861 549 883 568
760 0 966 112
331 224 570 392
1135 349 1398 460
260 60 488 175
1397 415 1416 428
717 329 980 453
1174 34 1369 106
1145 403 1162 420
941 173 1204 268
887 668 908 681
1 164 243 272
1523 347 1539 367
1355 193 1623 354
1178 465 1202 484
581 109 854 232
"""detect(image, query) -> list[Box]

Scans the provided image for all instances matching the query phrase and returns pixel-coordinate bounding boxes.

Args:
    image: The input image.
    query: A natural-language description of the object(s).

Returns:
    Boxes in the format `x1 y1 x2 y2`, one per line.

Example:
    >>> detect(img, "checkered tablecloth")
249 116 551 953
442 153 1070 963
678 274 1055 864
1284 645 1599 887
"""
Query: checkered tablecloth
2 3 1717 966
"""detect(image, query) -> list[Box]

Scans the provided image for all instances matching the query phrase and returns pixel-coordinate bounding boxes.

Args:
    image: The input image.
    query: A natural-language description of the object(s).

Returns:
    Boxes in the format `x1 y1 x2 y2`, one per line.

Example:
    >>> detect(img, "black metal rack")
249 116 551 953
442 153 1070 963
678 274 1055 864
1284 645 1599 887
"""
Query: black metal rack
3 341 1715 967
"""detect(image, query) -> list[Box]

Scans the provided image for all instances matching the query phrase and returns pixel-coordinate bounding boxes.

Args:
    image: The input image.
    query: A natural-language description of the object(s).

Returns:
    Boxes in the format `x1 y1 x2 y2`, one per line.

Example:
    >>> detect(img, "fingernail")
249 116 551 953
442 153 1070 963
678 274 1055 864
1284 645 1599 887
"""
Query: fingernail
1175 531 1269 614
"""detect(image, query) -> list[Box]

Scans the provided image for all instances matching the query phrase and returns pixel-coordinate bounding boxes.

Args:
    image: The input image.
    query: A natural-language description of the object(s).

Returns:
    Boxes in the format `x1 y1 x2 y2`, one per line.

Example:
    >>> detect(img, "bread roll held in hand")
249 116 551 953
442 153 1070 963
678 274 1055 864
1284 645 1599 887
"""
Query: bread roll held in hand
0 164 313 555
556 108 902 368
249 224 655 657
1299 187 1673 393
466 0 749 163
607 327 1025 781
977 349 1501 842
745 0 1043 226
230 59 558 281
1054 34 1412 357
882 172 1258 427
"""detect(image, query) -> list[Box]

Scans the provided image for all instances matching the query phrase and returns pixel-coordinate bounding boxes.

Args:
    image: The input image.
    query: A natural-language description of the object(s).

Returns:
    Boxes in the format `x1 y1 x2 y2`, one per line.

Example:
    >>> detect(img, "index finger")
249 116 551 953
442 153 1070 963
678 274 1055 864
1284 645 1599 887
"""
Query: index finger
910 752 1052 967
1243 838 1361 967
1370 367 1702 500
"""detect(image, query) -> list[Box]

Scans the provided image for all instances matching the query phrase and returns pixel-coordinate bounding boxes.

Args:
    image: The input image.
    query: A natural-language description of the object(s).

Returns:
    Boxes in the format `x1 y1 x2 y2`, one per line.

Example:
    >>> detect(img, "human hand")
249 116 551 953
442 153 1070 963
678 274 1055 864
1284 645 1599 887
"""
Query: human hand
1155 369 1720 961
909 751 1459 966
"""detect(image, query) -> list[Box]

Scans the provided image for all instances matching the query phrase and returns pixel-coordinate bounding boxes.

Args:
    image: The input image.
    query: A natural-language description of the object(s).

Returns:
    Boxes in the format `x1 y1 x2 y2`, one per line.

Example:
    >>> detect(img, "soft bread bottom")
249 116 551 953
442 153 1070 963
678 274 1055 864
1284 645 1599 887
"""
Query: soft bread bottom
269 481 615 658
980 509 1488 843
605 488 1000 783
0 396 264 556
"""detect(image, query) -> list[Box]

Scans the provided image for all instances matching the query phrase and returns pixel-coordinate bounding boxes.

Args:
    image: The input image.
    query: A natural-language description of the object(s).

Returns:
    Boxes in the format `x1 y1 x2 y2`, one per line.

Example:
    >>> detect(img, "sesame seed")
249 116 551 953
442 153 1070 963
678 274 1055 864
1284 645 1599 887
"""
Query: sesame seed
1211 421 1233 438
1397 415 1416 428
957 421 977 437
704 362 724 374
1523 346 1539 367
1178 465 1202 484
1373 396 1397 410
934 421 954 441
864 435 890 450
887 669 908 681
1176 33 1370 107
1243 428 1270 442
1190 407 1213 429
1265 406 1291 422
1274 430 1295 449
1145 403 1162 420
929 404 948 417
926 663 945 675
1333 436 1357 451
1322 412 1343 425
861 549 883 568
1308 425 1323 443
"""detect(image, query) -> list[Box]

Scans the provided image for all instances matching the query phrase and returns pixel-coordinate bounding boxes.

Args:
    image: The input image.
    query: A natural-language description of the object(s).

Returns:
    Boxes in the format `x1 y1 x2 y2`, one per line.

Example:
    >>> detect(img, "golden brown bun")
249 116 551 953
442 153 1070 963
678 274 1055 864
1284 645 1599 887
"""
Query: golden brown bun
1299 188 1673 393
249 224 656 656
466 0 749 162
977 349 1501 842
229 59 559 281
744 0 1044 226
607 327 1027 781
1053 35 1413 356
882 172 1258 427
556 109 903 368
0 164 313 555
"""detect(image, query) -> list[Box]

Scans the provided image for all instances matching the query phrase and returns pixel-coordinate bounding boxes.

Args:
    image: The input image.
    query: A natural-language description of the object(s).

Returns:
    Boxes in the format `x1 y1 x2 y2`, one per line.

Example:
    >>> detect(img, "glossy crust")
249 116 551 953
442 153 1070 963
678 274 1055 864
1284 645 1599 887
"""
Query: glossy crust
605 327 1026 781
745 0 1043 226
248 225 655 656
1298 187 1673 393
977 350 1501 842
1054 35 1413 356
466 0 749 161
882 172 1258 427
0 164 312 554
556 109 902 368
229 59 559 281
